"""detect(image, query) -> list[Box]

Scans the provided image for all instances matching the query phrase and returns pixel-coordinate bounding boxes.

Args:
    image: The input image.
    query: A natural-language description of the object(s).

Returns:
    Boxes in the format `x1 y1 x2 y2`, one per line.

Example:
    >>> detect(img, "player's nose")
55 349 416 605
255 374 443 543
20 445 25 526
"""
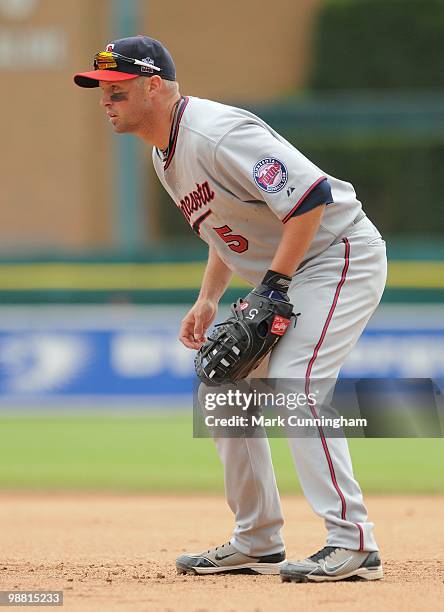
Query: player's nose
100 92 112 108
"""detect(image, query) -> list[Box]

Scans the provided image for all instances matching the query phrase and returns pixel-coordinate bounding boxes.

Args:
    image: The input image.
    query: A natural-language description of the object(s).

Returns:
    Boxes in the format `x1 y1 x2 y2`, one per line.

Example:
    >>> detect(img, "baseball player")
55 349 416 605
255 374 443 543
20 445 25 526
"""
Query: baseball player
74 36 387 583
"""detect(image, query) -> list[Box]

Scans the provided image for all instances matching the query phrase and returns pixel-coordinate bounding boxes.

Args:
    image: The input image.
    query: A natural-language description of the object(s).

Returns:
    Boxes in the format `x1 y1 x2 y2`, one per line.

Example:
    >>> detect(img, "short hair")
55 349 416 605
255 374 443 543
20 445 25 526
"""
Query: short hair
136 76 179 98
163 79 179 95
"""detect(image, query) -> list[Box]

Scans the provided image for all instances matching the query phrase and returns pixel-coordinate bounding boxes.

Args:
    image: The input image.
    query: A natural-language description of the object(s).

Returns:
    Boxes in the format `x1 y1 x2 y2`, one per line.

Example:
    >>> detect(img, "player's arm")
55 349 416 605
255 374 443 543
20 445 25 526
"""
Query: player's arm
214 124 333 281
270 204 326 276
179 244 233 349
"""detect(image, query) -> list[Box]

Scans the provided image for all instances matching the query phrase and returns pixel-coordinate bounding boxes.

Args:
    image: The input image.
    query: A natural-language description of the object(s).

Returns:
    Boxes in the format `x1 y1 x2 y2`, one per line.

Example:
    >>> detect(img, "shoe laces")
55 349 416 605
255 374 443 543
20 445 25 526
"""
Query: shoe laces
308 546 342 563
207 542 230 554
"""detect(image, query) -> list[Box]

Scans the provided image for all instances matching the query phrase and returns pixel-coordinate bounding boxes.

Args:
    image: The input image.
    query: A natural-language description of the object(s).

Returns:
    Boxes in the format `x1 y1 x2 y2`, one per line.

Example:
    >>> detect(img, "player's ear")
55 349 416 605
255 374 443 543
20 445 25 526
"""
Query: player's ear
146 75 163 97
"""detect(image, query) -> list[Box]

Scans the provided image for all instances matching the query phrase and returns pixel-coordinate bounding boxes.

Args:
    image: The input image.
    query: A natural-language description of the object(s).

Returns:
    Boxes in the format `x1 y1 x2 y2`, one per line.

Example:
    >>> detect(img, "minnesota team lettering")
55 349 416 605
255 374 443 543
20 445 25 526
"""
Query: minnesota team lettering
179 181 215 223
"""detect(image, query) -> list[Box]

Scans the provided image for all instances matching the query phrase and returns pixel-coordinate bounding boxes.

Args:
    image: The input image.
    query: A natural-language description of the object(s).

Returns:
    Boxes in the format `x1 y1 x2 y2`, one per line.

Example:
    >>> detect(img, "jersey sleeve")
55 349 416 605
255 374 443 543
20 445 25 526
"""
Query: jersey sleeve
290 178 333 218
214 122 328 222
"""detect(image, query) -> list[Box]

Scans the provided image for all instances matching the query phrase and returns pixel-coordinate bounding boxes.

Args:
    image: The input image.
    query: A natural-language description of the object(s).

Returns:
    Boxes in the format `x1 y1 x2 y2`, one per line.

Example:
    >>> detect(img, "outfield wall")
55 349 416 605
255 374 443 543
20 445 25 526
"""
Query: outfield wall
0 305 442 407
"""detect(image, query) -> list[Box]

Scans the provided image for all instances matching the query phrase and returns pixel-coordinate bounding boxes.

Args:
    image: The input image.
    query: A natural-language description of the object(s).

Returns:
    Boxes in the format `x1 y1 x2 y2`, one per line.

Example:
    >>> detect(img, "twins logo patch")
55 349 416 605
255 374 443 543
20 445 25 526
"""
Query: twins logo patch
253 157 288 193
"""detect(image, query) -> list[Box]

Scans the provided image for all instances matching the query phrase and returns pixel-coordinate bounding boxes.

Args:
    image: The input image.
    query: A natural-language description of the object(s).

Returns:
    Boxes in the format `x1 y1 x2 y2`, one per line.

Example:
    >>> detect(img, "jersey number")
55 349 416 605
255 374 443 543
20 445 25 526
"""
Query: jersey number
213 225 249 253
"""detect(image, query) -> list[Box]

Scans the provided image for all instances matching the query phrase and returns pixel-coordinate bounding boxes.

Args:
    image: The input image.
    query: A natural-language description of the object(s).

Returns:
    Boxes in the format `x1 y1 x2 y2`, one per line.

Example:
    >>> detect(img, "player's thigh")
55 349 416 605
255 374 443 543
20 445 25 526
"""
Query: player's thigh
268 239 386 379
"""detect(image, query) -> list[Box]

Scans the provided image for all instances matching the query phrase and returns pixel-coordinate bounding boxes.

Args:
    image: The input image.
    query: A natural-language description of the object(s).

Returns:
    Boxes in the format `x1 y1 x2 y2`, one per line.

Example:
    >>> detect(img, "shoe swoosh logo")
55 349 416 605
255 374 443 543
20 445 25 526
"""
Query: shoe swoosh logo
214 552 237 561
323 556 353 574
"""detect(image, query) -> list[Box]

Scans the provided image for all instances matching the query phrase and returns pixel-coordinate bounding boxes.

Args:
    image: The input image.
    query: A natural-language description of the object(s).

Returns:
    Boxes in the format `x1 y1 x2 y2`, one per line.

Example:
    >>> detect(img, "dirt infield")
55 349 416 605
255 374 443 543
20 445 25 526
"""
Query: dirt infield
0 494 442 611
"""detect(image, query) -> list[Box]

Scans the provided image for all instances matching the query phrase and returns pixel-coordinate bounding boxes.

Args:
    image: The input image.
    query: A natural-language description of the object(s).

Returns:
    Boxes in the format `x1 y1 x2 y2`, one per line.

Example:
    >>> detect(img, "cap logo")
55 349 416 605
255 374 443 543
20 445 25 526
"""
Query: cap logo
253 157 288 193
105 43 114 52
140 57 155 73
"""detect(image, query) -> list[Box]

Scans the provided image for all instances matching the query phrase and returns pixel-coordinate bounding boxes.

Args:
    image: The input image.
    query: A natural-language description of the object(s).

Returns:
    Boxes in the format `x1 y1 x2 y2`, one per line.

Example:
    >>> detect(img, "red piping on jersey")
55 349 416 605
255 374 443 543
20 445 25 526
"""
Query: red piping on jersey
164 96 189 171
282 176 327 223
192 209 212 235
304 238 353 529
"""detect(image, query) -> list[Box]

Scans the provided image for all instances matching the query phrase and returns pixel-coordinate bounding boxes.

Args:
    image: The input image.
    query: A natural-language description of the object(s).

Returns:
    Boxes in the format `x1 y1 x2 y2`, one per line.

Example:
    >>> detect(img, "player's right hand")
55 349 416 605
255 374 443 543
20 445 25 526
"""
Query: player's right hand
179 299 218 349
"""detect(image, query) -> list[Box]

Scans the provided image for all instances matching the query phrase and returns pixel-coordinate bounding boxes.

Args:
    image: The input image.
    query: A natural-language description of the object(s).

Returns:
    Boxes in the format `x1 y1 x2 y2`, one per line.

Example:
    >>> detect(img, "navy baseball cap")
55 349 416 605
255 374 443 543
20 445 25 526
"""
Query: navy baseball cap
74 35 176 88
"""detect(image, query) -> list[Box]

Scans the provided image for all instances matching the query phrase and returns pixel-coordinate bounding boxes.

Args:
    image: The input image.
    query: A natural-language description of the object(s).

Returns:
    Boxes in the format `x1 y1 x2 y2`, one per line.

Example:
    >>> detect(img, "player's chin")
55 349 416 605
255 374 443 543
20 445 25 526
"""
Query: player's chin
111 122 125 133
108 118 125 133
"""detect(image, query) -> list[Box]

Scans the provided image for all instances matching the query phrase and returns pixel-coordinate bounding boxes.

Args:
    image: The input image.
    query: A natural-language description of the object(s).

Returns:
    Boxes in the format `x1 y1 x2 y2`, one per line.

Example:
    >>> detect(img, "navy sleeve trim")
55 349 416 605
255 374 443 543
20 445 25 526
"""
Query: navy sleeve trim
289 178 333 218
282 176 328 223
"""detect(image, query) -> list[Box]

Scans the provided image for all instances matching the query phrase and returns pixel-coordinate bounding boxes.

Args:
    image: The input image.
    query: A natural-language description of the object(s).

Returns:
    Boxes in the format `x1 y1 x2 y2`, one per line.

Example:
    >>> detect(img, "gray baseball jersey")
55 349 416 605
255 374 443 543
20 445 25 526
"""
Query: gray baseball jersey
153 94 387 556
153 95 362 285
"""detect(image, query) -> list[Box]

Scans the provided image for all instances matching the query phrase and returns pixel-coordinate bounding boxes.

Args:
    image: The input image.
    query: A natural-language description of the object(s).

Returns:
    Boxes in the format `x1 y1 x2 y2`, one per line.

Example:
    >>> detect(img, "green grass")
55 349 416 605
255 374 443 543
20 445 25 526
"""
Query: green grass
0 412 442 494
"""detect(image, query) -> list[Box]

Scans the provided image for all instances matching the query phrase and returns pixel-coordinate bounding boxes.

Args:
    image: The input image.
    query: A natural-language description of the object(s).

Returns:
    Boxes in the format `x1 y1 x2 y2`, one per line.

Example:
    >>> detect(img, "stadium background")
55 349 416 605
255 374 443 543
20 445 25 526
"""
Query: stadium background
0 0 443 496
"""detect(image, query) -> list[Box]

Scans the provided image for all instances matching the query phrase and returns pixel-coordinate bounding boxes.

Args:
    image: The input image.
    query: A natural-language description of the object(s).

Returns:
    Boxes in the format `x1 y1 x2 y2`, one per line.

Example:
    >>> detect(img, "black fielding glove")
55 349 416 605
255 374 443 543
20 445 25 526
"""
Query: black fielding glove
194 269 294 386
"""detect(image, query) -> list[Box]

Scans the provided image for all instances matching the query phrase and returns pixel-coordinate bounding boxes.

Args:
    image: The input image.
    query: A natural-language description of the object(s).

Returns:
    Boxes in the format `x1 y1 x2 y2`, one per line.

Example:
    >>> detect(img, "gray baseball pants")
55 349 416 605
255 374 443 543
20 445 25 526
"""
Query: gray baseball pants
213 216 387 556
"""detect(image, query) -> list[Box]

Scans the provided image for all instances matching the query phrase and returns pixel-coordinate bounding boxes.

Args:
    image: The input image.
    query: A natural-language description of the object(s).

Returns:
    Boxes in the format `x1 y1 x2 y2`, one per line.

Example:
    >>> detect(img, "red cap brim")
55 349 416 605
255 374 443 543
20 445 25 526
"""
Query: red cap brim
74 70 139 88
